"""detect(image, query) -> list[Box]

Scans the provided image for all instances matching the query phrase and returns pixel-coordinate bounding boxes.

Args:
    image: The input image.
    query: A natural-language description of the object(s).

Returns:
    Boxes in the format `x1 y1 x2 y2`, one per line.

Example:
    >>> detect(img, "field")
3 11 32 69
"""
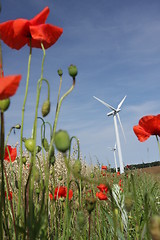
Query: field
0 4 160 239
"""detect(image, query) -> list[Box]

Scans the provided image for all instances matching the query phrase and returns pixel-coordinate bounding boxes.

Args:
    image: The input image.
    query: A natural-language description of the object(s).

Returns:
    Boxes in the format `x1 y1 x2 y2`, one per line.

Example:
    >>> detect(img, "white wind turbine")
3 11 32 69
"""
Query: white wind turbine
108 143 118 173
93 95 126 174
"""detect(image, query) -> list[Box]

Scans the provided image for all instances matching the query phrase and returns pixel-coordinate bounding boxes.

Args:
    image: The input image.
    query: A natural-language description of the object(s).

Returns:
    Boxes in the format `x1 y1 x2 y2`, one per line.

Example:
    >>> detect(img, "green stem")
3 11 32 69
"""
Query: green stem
48 78 76 162
0 112 5 239
56 75 62 112
18 43 32 219
156 135 160 157
63 155 70 240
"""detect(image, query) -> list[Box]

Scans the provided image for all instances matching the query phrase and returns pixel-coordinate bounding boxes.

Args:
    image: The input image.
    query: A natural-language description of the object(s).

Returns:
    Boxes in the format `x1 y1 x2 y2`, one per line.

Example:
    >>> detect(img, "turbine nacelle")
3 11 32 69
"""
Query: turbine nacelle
107 109 121 116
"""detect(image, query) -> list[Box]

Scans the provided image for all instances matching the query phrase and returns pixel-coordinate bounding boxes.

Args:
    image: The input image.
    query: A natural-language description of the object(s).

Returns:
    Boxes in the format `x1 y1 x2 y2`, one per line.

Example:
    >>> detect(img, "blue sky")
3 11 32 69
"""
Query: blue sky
1 0 160 167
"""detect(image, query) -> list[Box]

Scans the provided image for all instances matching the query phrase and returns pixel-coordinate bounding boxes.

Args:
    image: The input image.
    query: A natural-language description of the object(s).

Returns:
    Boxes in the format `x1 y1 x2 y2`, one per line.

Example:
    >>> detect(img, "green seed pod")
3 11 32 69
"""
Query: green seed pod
36 145 42 154
50 156 55 165
55 130 70 153
42 138 49 152
124 193 134 212
22 156 27 165
14 124 21 129
85 197 96 214
58 175 63 181
77 211 86 230
90 172 94 178
25 138 35 153
73 159 82 175
41 100 50 117
149 215 160 240
57 69 63 76
0 98 10 112
68 64 78 78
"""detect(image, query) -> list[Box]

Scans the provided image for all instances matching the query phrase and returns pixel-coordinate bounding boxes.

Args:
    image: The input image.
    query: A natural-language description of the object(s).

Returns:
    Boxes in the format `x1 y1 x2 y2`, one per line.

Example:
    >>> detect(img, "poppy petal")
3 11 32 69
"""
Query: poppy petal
29 24 63 49
0 20 28 50
0 75 21 100
4 145 17 162
30 7 50 25
133 125 151 142
96 192 108 200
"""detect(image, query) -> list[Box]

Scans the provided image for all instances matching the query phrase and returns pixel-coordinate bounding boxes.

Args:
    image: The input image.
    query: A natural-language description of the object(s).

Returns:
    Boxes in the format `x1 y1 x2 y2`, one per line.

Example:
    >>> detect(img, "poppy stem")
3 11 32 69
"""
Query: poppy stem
156 135 160 157
18 42 32 220
48 77 75 163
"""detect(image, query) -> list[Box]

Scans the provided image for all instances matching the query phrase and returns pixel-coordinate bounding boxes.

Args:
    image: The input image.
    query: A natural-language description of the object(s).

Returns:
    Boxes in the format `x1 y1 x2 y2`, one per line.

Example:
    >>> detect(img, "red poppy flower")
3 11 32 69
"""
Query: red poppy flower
97 184 108 193
4 145 17 162
101 165 107 171
0 75 21 100
0 7 63 50
49 193 53 200
117 171 120 176
96 191 108 200
5 191 12 201
54 186 73 200
133 115 160 142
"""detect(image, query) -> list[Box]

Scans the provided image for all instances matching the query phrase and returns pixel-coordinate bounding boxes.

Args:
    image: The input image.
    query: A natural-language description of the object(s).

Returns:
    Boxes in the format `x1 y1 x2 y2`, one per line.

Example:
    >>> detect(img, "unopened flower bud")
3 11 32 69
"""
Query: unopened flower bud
41 100 50 117
85 197 96 214
22 156 27 165
36 145 42 154
90 172 94 178
73 159 82 175
55 130 70 153
57 69 63 76
25 138 35 153
0 98 10 112
68 64 78 78
14 124 21 129
42 138 49 152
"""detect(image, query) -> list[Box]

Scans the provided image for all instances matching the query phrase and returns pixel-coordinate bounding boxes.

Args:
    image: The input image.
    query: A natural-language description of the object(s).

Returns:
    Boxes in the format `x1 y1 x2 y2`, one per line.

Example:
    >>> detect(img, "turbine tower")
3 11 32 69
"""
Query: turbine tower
93 95 126 174
108 143 118 173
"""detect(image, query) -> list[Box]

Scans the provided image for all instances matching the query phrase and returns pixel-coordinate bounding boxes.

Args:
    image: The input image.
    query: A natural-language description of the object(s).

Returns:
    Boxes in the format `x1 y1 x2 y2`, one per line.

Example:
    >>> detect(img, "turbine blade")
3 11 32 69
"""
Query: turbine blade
117 113 126 142
93 96 116 111
117 95 126 110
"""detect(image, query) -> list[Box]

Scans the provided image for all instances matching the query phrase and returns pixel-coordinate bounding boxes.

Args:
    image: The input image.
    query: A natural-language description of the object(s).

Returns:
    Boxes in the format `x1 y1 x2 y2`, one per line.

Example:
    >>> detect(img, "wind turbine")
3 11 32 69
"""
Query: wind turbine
108 143 118 173
93 95 126 174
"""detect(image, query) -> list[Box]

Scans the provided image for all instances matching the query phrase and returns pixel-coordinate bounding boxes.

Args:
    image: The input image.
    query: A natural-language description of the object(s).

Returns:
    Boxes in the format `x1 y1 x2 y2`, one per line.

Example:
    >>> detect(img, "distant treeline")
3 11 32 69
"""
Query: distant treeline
110 161 160 172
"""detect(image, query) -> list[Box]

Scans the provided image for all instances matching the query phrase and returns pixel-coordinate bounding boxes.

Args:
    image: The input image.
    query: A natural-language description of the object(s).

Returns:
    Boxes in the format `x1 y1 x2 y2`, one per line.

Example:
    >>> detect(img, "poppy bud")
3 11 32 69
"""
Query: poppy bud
42 138 49 152
85 197 96 214
0 98 10 112
68 64 78 78
25 138 35 153
14 124 21 129
36 145 42 154
58 175 63 181
77 211 86 230
55 130 70 153
149 215 160 240
73 159 82 175
22 156 27 165
57 69 63 76
90 172 94 178
41 100 50 117
124 193 134 212
50 156 55 165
